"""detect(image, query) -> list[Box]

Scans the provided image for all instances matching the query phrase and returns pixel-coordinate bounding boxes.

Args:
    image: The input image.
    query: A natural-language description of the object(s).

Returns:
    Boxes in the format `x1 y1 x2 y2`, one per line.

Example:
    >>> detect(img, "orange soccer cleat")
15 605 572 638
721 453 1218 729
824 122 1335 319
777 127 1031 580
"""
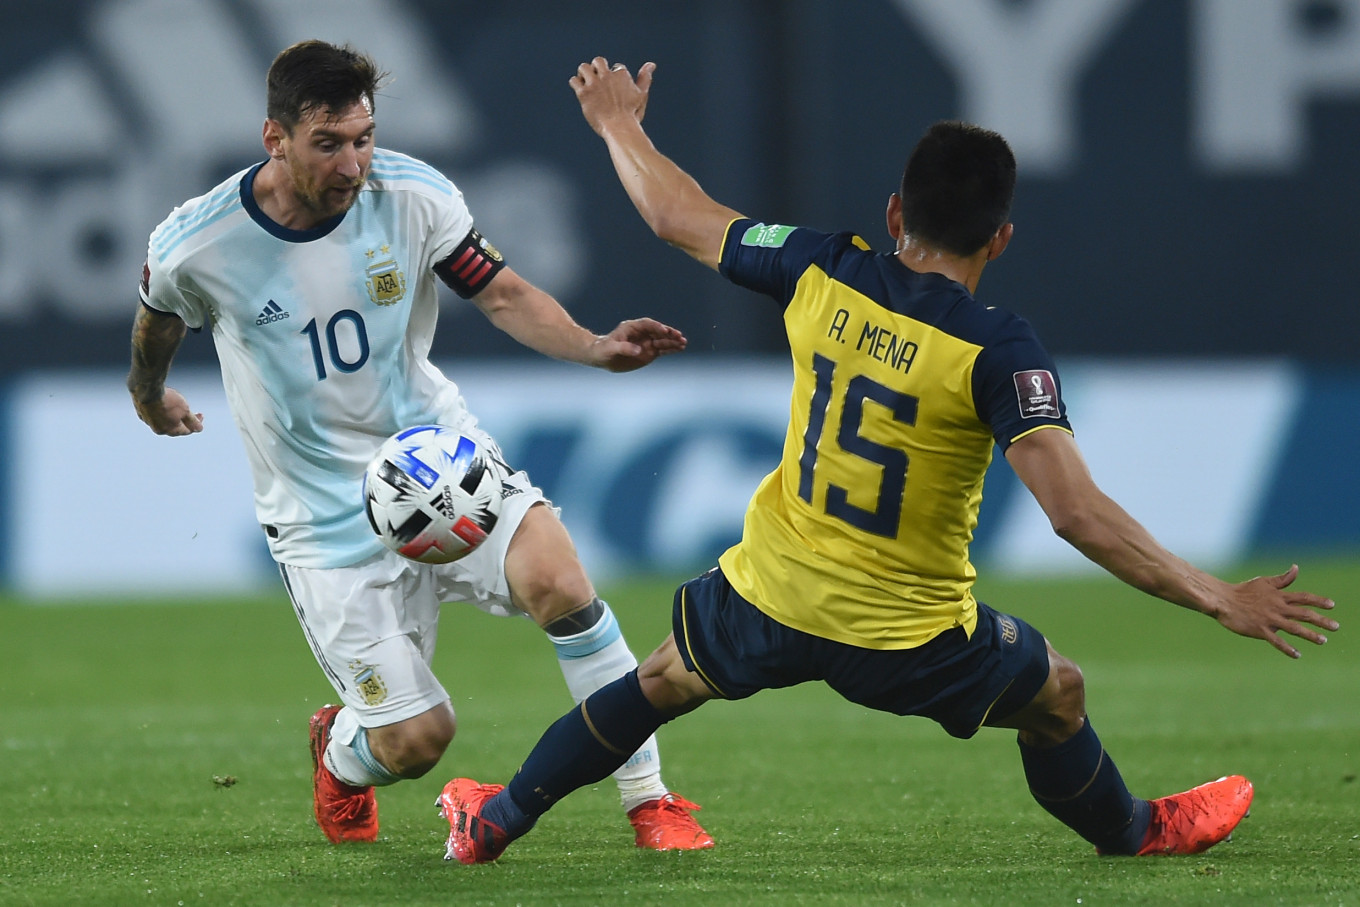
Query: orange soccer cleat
308 704 378 843
627 793 715 851
1131 775 1254 856
437 778 510 864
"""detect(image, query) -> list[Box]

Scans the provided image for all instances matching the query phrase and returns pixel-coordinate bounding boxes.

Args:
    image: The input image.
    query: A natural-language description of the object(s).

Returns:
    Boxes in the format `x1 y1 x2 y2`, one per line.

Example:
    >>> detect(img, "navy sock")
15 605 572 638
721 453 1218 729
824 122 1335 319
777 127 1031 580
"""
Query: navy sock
1018 718 1151 853
482 671 667 839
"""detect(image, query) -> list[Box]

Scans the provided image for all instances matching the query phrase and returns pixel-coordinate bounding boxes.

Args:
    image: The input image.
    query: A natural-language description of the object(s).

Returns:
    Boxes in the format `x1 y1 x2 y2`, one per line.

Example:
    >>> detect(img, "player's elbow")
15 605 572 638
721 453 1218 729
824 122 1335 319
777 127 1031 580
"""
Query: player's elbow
649 217 723 271
1046 501 1099 546
644 196 732 268
645 205 687 246
1031 477 1113 549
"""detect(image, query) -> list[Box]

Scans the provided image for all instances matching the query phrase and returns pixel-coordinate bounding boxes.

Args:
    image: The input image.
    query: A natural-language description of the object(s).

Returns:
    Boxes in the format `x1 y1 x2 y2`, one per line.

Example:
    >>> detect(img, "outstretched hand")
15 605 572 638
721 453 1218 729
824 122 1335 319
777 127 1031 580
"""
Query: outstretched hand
590 317 687 372
1210 564 1338 658
570 56 655 136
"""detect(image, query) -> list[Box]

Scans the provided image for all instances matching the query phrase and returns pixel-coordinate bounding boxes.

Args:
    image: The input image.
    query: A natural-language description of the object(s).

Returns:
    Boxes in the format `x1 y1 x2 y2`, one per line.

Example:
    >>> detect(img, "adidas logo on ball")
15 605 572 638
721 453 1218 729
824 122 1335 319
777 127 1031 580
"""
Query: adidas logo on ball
435 486 457 519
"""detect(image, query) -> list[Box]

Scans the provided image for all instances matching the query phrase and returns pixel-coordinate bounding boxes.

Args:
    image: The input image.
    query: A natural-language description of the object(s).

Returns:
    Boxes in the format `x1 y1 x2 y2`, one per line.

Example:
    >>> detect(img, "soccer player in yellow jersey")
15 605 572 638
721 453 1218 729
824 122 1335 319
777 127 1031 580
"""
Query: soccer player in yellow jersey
436 57 1340 863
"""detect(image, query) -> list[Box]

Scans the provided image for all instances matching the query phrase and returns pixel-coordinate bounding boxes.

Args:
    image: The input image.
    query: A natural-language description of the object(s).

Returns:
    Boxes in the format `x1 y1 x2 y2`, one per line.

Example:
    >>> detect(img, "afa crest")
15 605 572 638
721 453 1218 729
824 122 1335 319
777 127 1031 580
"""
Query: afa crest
365 245 407 306
477 234 503 262
350 661 389 706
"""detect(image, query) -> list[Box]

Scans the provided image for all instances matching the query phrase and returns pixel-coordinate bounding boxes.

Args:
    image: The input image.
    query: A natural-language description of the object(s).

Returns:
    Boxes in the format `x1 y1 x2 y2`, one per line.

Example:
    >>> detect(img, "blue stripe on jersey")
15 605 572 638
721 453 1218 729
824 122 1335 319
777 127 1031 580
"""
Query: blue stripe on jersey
368 157 449 182
368 150 454 194
155 200 243 257
156 179 240 243
152 182 244 257
367 165 453 195
370 148 448 178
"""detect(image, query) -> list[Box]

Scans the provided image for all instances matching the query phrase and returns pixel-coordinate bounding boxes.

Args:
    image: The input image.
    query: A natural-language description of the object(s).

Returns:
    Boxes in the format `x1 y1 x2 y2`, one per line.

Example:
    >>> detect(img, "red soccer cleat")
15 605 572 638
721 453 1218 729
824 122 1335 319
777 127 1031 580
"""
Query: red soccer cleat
308 704 378 843
627 793 715 851
437 778 510 864
1131 775 1254 856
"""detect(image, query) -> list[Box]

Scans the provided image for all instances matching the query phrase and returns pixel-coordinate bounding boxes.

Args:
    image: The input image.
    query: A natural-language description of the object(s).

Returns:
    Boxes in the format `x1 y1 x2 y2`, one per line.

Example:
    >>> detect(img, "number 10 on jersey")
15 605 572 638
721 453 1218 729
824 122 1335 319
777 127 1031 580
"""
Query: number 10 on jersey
302 309 371 380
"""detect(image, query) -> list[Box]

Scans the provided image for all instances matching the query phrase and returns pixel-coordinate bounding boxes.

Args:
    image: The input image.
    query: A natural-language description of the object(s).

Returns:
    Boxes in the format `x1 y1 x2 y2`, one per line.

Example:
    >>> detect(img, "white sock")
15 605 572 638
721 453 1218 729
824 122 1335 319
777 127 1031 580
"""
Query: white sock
549 603 670 812
323 706 401 788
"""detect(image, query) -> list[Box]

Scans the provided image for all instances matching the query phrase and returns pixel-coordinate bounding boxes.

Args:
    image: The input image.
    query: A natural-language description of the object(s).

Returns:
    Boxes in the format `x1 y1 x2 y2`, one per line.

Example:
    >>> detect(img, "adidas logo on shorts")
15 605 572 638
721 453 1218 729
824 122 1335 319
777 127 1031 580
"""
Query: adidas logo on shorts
256 300 290 325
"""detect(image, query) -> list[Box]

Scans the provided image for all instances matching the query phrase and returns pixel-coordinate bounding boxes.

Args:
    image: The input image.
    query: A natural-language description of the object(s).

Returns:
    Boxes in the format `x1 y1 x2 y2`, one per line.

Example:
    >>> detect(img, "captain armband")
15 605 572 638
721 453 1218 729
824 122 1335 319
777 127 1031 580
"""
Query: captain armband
433 228 507 298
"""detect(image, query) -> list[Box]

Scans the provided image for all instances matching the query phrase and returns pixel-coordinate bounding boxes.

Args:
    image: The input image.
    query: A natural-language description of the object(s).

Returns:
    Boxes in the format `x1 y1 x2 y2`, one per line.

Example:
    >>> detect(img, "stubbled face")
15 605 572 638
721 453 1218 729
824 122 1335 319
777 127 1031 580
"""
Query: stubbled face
273 97 375 223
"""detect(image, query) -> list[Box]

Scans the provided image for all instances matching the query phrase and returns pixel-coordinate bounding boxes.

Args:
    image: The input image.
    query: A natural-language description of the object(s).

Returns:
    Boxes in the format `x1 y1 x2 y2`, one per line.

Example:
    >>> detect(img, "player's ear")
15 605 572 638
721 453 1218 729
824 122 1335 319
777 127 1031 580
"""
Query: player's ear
262 118 287 160
885 193 905 247
986 222 1014 261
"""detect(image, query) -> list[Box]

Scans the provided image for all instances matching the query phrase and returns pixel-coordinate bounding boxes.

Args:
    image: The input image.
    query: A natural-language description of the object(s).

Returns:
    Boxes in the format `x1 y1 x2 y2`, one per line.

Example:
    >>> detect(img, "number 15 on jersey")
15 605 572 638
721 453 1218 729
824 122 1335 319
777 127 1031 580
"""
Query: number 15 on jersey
796 353 918 539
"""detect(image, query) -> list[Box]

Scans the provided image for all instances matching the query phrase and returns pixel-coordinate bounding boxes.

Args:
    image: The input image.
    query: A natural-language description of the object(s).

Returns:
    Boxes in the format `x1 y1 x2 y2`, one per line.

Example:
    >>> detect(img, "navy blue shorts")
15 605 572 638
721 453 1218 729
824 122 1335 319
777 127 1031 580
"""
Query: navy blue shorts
672 566 1051 739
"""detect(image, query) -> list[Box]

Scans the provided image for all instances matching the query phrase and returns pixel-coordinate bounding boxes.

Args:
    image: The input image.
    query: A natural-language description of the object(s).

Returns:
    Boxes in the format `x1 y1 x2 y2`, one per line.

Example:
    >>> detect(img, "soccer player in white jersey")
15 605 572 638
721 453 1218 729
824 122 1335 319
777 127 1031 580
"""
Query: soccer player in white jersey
127 39 712 853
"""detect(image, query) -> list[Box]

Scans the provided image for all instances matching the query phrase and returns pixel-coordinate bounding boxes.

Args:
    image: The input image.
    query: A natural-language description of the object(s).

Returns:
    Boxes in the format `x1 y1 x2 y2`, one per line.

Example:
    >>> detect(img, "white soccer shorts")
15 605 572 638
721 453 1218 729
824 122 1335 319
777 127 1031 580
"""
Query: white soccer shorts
279 466 548 728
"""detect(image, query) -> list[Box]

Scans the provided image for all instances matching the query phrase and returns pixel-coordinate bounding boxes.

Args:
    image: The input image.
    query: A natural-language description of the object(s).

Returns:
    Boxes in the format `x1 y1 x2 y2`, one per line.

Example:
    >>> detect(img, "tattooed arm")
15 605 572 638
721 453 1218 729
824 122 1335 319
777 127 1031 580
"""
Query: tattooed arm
128 304 204 436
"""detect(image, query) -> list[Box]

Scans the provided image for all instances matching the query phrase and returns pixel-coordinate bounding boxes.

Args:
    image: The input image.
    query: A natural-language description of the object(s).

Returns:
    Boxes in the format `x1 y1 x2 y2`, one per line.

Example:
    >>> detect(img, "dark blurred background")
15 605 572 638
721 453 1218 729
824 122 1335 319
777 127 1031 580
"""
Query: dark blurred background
3 0 1357 372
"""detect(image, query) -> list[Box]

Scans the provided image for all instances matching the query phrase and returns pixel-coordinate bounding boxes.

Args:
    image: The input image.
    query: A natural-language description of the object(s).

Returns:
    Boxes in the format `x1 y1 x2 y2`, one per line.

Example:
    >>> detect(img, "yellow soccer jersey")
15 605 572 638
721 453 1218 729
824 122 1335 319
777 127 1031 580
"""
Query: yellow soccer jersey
716 220 1072 650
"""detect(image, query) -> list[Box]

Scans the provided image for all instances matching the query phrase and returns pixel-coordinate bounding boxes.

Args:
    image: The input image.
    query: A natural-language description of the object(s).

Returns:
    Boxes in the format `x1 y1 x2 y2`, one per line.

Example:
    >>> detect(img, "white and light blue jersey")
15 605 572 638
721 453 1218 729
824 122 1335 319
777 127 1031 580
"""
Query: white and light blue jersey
142 149 478 567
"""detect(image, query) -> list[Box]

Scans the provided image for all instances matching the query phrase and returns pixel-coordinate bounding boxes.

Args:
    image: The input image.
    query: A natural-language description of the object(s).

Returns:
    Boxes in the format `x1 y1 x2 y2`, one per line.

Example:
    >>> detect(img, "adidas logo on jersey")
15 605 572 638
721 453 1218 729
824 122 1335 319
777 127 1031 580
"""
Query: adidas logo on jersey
256 300 290 325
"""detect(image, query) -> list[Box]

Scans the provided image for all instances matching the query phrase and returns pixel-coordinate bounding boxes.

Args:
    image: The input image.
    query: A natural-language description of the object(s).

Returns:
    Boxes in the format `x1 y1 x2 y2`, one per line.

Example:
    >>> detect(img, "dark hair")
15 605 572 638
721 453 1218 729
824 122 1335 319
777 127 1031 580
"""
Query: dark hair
266 40 386 131
899 121 1016 257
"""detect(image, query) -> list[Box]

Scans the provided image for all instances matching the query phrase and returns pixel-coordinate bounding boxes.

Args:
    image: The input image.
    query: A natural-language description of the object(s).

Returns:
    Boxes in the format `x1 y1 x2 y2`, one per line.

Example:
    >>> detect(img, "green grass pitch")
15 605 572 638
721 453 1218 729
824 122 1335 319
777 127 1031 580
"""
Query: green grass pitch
1 557 1356 905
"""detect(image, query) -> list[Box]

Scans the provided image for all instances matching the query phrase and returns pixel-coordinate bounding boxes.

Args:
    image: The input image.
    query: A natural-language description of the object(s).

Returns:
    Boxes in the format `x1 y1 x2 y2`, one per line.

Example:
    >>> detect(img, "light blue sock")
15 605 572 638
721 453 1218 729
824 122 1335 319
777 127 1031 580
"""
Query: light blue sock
325 711 402 788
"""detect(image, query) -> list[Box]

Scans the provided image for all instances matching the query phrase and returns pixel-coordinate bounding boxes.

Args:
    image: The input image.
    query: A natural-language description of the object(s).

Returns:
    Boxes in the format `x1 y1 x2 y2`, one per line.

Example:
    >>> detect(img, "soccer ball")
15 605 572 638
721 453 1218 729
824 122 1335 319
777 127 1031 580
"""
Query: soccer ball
362 425 507 564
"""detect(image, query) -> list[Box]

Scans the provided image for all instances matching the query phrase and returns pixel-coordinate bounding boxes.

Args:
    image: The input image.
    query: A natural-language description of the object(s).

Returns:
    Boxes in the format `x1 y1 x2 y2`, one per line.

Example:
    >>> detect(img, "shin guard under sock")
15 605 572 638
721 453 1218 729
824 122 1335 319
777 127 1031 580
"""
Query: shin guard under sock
1018 718 1151 853
485 671 667 837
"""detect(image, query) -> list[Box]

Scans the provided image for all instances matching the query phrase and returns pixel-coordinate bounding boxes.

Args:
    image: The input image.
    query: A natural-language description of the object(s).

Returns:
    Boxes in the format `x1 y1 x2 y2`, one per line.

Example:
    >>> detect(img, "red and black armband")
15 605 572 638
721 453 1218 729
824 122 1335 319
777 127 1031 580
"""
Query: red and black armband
433 228 507 298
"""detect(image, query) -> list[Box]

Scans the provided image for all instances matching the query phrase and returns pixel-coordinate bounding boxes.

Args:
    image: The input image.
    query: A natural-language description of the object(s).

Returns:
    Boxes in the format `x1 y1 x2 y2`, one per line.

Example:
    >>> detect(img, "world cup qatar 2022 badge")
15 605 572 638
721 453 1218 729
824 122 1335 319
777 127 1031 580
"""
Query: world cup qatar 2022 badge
349 661 389 706
1012 369 1061 419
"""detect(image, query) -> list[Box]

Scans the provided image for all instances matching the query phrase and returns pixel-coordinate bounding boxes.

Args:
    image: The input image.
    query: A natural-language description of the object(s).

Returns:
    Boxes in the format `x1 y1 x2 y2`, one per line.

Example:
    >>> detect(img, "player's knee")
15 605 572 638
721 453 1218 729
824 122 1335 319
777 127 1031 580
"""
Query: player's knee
391 741 448 778
372 706 456 778
637 636 714 718
1032 653 1087 745
520 565 596 628
1008 649 1087 747
1049 653 1086 725
505 506 596 625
